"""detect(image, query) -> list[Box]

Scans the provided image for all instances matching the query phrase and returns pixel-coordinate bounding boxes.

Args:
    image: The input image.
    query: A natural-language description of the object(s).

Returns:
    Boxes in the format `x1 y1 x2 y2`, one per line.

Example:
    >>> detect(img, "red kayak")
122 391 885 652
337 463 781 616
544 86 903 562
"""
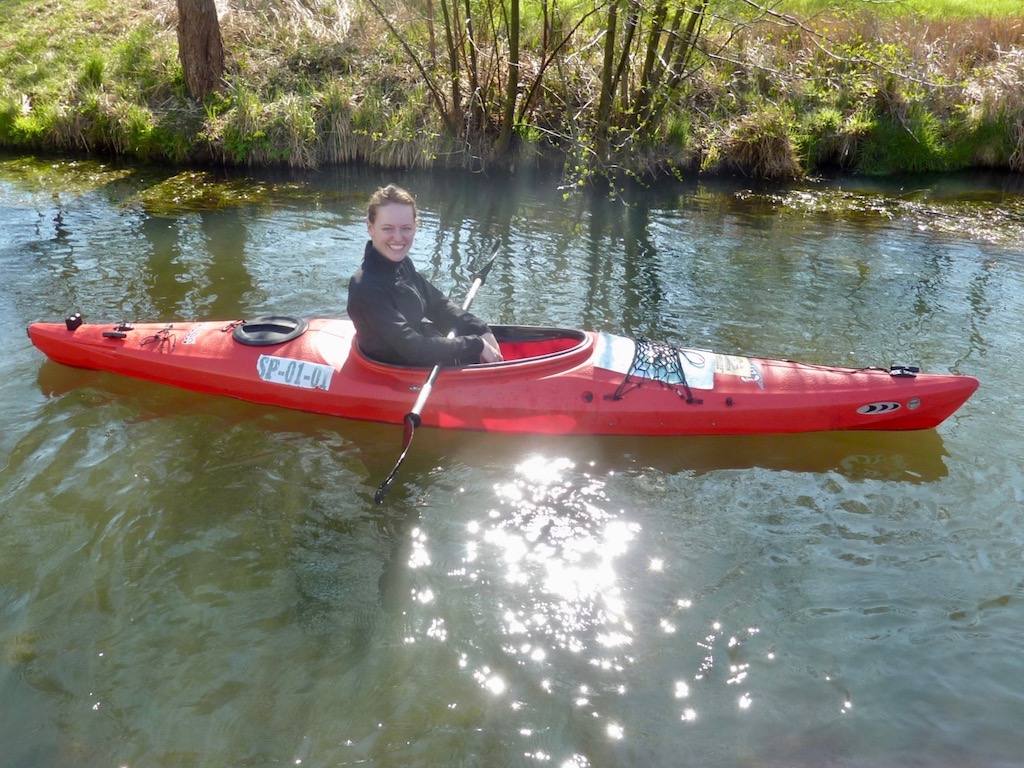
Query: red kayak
27 314 978 435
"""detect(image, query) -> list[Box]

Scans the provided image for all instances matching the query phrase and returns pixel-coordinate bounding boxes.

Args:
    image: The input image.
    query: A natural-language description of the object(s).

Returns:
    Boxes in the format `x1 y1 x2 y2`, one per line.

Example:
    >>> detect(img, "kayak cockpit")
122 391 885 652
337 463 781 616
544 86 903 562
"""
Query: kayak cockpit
349 324 591 374
491 325 586 362
223 316 591 374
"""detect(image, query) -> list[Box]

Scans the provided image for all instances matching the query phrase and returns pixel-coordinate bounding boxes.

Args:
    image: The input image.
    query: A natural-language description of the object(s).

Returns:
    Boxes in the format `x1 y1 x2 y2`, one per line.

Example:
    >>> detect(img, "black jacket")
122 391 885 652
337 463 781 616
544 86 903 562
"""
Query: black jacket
347 242 490 366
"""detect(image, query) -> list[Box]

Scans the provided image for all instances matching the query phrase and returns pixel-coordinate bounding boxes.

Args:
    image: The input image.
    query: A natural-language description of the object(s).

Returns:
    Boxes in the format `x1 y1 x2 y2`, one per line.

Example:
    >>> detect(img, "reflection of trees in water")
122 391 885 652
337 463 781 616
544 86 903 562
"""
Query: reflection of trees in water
7 162 261 321
199 209 256 318
582 194 664 337
398 173 672 336
963 256 997 367
137 208 256 319
138 212 186 314
369 171 1014 373
409 172 521 309
12 191 90 316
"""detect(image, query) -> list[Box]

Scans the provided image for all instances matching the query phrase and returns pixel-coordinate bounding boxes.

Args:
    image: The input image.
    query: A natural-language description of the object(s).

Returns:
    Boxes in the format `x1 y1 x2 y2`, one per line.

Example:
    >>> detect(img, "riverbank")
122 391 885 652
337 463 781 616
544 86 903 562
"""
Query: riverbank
1 0 1022 181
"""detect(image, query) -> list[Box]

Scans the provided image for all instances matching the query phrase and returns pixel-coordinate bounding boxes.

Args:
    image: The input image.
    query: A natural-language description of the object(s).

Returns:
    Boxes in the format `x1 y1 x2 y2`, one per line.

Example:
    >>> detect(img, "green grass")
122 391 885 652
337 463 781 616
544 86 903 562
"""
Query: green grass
0 0 182 153
2 0 1022 178
779 0 1024 19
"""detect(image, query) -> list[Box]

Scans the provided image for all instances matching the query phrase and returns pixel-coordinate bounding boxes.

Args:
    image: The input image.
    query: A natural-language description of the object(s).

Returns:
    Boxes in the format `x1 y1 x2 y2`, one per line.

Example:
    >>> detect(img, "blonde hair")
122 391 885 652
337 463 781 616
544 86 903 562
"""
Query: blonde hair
367 184 417 223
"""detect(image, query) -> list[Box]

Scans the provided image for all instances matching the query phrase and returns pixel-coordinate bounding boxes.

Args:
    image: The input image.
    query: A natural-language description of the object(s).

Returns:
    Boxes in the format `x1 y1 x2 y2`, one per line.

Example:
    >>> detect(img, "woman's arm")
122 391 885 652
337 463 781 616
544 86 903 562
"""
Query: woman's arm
349 278 485 366
416 273 492 337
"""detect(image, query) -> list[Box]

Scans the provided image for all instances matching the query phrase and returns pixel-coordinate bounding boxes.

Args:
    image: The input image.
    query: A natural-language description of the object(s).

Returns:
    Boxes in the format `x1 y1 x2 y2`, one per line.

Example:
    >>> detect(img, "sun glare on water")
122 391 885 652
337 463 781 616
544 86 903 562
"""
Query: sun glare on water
452 455 642 741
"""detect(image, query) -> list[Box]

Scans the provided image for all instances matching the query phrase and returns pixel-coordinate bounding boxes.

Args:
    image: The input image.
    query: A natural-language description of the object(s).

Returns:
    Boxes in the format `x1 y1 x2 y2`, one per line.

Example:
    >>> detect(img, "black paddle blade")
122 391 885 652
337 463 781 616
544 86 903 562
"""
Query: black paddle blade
374 414 419 504
373 473 397 505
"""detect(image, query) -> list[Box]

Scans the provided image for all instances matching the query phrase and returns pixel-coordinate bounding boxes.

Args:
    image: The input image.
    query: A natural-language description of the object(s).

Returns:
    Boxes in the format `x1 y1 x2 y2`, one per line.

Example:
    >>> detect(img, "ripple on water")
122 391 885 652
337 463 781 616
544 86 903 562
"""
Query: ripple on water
4 163 1024 766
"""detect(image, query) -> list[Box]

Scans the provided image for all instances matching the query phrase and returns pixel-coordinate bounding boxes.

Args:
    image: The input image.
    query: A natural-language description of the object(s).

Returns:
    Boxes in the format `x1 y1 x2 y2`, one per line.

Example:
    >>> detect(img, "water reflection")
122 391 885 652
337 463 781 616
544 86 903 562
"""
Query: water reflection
454 456 639 751
487 457 635 655
6 156 1014 387
376 508 422 613
7 156 1024 767
135 208 257 319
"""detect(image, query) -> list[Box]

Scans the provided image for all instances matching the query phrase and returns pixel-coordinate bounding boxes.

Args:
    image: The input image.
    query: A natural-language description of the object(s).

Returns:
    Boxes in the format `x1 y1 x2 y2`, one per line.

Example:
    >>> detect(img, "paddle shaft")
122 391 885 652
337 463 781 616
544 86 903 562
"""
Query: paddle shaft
374 249 498 504
405 265 490 423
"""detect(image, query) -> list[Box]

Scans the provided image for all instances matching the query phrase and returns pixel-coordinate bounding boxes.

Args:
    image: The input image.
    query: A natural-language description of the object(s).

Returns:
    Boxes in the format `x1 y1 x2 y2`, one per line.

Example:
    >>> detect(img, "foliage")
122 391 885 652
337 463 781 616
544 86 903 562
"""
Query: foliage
786 0 1024 20
0 0 1022 182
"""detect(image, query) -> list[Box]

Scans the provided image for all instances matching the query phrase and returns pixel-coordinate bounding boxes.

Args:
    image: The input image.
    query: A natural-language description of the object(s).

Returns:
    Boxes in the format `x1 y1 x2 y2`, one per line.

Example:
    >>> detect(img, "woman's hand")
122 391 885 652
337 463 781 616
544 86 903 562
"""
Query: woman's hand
480 332 504 363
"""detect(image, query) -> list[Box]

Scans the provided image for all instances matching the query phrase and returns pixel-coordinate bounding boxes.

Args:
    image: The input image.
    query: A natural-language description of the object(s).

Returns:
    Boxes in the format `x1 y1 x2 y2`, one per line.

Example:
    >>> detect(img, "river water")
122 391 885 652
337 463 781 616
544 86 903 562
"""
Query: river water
1 154 1023 767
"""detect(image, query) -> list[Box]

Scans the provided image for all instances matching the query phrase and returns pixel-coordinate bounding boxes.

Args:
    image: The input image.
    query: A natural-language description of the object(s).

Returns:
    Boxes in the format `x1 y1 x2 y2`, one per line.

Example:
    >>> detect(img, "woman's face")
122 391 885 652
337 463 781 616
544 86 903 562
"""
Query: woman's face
367 203 417 263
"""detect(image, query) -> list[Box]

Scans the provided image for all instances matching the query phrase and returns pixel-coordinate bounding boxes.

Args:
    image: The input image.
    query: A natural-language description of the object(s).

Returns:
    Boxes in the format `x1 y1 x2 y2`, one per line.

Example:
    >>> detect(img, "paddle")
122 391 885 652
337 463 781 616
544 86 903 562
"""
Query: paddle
374 247 500 504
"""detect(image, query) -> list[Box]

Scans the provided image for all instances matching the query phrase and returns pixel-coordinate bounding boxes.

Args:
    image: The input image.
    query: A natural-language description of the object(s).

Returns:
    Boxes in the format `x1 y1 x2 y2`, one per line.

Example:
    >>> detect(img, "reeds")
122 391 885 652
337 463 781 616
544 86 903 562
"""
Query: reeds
1 0 1022 179
691 11 1024 178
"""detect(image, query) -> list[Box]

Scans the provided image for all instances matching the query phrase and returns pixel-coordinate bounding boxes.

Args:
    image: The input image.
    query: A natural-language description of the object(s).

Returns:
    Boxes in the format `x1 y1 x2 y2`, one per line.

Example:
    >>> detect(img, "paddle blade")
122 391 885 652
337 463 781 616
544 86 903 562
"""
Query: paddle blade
374 414 420 504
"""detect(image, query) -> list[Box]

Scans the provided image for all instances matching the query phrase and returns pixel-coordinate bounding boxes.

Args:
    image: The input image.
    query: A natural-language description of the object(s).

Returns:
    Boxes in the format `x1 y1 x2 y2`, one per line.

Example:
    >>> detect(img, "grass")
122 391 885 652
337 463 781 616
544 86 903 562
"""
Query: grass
1 0 1022 179
781 0 1024 19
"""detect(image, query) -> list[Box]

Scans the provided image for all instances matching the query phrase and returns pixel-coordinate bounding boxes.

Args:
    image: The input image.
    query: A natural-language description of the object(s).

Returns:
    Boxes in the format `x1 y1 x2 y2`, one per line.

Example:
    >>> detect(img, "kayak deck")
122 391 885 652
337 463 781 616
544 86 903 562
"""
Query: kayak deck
26 315 979 436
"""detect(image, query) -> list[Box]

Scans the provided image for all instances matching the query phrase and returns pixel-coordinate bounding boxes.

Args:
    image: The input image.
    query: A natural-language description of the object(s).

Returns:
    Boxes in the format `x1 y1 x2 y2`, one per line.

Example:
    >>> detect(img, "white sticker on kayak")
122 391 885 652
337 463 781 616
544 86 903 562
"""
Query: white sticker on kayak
595 333 638 374
257 355 334 391
594 333 715 390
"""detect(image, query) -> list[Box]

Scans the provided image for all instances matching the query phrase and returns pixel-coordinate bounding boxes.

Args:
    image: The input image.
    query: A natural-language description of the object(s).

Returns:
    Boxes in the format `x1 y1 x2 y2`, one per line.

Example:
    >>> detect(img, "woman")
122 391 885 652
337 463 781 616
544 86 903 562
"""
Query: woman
347 184 503 367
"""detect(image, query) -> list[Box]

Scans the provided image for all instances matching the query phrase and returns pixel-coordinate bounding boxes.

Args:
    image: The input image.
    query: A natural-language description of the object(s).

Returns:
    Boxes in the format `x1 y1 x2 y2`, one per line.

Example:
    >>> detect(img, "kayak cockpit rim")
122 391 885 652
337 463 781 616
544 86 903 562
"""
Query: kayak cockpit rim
350 324 592 372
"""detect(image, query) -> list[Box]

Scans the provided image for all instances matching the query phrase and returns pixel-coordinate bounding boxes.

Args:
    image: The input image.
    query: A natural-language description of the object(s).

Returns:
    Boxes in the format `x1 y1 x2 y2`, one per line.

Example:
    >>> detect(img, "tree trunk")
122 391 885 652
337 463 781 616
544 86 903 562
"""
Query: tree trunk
176 0 224 100
595 0 621 162
494 0 520 156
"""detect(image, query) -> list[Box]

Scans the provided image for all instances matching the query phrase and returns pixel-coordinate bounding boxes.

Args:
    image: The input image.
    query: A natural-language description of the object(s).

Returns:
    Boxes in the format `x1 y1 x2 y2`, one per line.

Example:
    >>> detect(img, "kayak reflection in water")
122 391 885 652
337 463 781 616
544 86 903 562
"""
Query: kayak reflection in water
346 184 504 367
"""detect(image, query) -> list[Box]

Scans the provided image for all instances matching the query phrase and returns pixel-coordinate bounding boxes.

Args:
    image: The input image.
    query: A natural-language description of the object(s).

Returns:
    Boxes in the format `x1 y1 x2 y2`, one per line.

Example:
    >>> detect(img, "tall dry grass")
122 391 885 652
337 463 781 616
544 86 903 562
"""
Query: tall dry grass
3 0 1022 178
692 10 1024 177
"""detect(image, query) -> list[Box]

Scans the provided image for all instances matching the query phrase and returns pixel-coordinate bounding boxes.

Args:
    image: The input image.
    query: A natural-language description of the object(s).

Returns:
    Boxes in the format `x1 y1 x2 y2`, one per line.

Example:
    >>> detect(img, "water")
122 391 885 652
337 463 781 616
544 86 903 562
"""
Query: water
2 154 1023 767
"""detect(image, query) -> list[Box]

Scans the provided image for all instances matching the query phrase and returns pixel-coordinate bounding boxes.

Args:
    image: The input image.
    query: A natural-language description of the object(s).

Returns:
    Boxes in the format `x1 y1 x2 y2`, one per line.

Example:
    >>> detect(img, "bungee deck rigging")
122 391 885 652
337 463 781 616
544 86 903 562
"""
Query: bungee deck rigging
609 335 705 404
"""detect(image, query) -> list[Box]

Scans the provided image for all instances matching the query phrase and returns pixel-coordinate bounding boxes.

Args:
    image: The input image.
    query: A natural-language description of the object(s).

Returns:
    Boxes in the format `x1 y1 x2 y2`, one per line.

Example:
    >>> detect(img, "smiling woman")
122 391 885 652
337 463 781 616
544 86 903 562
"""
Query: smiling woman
345 184 503 367
365 183 418 263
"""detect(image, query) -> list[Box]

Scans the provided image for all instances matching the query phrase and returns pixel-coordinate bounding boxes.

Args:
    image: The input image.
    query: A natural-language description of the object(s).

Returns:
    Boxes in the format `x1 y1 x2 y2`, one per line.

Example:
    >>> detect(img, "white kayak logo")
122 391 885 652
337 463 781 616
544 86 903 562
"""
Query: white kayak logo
857 401 902 415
